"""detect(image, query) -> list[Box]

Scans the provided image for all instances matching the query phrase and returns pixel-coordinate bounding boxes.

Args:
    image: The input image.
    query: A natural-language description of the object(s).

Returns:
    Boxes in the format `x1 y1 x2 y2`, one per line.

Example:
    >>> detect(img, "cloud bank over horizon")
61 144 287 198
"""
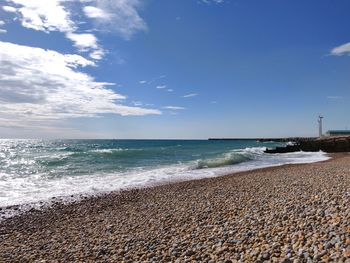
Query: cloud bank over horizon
0 41 161 128
0 0 162 131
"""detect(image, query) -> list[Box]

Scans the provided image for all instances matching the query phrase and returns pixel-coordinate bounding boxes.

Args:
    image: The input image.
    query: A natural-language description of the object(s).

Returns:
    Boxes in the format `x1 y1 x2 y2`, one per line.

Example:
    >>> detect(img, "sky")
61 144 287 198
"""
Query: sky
0 0 349 139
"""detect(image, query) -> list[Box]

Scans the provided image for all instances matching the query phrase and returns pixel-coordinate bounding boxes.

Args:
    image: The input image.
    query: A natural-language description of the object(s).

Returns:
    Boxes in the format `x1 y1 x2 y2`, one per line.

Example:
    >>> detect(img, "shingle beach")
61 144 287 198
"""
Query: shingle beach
1 154 350 262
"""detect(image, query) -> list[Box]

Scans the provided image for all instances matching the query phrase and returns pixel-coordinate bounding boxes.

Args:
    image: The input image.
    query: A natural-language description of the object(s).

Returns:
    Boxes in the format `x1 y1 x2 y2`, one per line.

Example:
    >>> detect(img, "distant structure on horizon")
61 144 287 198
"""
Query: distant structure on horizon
318 115 323 137
325 130 350 137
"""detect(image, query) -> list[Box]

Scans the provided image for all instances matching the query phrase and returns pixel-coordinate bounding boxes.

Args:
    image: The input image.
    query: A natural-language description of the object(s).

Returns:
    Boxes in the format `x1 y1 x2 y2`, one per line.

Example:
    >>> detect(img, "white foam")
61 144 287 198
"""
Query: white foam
89 148 126 153
0 150 329 213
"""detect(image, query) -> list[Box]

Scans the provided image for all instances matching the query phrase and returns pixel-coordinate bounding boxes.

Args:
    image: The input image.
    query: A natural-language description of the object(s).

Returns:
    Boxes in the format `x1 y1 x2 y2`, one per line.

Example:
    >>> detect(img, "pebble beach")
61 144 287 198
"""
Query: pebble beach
1 154 350 262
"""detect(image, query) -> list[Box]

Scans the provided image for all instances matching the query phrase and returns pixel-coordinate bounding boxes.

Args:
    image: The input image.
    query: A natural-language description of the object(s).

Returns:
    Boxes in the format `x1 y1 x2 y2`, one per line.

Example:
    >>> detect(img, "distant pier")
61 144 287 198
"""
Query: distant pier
208 137 317 142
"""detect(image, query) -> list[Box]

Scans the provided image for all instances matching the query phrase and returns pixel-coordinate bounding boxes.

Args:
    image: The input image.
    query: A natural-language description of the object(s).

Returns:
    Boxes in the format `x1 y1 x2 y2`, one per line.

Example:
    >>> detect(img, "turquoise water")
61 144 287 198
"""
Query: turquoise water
0 139 329 208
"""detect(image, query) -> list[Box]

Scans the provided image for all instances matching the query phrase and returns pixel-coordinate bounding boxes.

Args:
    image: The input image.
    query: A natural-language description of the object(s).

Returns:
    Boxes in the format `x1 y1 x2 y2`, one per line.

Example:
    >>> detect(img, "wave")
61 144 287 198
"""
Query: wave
67 148 138 158
194 153 251 169
193 147 266 169
0 144 330 218
89 148 128 153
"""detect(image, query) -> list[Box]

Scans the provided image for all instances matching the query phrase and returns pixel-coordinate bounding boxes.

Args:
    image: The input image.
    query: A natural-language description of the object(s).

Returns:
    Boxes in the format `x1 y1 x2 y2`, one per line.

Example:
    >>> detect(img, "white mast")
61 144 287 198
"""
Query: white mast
318 115 323 137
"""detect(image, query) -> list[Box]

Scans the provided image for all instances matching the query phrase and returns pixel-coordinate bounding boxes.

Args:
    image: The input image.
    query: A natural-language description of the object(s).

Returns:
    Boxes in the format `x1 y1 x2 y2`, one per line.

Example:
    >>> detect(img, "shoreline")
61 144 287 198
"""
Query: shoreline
0 151 332 220
1 153 350 261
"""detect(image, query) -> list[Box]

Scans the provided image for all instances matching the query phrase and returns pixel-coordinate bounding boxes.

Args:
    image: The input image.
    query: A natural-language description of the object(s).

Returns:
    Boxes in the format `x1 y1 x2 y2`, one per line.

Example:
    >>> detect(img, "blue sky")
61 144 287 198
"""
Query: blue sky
0 0 349 139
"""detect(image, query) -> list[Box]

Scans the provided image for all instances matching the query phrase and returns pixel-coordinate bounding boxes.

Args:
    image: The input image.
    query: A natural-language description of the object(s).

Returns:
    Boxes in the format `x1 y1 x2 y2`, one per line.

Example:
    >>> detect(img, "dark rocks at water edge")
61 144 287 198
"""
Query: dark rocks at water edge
2 155 350 262
208 137 316 143
265 136 350 153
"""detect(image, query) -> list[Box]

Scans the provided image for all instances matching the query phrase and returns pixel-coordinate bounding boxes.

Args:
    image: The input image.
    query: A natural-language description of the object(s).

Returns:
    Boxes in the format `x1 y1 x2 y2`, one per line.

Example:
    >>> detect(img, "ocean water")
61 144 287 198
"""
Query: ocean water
0 139 329 209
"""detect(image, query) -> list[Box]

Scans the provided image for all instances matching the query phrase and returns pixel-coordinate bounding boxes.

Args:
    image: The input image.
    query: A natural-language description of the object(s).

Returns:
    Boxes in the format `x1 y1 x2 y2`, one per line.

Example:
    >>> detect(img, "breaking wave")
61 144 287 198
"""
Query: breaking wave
0 139 330 218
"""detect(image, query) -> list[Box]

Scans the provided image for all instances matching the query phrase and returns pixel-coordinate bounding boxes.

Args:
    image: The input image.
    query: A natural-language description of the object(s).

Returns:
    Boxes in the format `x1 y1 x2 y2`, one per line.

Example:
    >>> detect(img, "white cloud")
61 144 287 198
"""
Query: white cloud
83 0 147 40
182 93 198 98
66 32 105 60
3 0 149 58
3 0 104 59
2 6 17 12
155 84 173 92
330 42 350 56
0 20 6 33
5 0 75 33
0 41 161 126
83 6 111 19
66 32 98 50
163 106 185 110
139 80 147 84
89 49 105 60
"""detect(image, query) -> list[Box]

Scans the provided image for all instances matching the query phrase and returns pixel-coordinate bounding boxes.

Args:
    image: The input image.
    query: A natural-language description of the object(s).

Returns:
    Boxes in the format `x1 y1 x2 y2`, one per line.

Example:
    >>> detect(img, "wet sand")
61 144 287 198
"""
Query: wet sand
1 154 350 262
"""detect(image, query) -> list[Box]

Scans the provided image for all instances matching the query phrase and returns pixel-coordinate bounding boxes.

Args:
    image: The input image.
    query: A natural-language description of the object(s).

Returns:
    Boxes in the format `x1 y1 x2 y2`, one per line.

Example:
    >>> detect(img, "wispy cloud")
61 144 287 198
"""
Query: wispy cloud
0 41 161 127
163 106 185 110
327 96 343 100
156 85 174 92
148 75 166 84
131 101 143 106
82 0 147 40
138 76 166 85
0 21 6 33
330 42 350 56
182 93 198 98
201 0 225 4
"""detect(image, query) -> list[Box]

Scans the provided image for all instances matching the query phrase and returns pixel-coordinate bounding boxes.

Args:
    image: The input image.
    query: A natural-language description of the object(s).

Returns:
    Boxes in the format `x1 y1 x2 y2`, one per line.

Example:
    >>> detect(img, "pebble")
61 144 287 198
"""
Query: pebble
1 154 350 262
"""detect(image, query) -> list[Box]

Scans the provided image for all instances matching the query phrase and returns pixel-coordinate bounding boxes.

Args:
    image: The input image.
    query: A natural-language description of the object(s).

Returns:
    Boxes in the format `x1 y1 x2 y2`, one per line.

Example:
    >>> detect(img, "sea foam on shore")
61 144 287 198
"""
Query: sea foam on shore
0 139 329 215
1 154 349 262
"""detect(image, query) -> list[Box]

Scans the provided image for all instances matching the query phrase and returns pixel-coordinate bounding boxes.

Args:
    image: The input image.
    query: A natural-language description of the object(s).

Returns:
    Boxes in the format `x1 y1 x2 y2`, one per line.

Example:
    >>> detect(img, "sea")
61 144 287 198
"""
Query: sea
0 139 329 214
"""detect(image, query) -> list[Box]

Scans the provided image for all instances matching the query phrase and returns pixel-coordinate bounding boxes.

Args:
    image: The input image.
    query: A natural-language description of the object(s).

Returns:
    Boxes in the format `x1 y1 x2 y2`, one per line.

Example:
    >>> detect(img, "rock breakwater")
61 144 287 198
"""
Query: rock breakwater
265 136 350 153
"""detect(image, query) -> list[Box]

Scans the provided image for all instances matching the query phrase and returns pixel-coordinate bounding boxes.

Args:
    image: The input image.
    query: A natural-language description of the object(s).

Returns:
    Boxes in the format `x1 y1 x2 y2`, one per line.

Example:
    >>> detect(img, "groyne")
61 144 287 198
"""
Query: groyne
208 137 316 142
265 136 350 153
